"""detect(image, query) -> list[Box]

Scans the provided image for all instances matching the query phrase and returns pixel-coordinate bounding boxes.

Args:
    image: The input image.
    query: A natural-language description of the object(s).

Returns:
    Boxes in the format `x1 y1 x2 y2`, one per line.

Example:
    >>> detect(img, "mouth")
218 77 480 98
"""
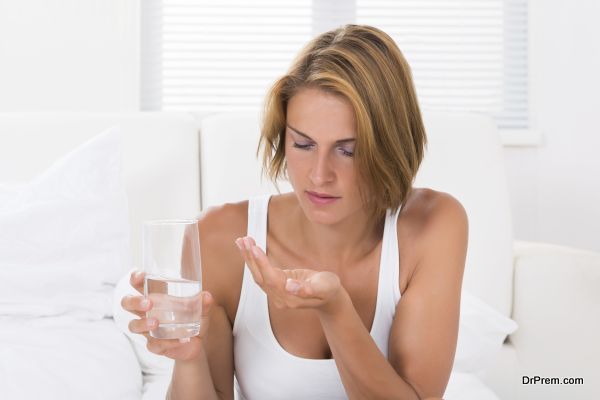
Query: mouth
305 191 340 205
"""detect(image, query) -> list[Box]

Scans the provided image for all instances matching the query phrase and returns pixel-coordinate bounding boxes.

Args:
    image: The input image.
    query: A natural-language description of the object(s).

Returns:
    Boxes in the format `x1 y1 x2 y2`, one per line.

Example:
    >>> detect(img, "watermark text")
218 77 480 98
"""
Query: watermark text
522 376 584 385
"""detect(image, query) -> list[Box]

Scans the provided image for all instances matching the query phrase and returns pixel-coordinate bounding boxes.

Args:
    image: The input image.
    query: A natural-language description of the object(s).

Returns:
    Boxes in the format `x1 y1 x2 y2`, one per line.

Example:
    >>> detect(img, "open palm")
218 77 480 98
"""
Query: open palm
235 236 342 310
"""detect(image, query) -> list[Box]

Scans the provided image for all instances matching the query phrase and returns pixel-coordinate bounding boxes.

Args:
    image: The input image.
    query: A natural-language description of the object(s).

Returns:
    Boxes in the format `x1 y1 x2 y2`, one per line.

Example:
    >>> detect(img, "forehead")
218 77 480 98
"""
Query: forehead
286 87 356 141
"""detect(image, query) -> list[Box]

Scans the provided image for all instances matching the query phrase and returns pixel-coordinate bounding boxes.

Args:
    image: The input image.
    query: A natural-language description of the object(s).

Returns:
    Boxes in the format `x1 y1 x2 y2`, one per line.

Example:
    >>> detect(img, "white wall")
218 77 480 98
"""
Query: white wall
504 0 600 253
0 0 138 111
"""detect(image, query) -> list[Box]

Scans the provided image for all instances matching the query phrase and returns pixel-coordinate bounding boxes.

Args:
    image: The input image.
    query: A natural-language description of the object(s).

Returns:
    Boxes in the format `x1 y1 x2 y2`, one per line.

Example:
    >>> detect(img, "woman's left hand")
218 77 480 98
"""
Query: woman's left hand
235 236 342 312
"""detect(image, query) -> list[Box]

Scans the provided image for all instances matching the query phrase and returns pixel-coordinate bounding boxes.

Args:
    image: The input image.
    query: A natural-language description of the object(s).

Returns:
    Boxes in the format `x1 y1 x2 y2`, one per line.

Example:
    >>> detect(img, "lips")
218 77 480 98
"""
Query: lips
307 191 338 198
306 191 340 205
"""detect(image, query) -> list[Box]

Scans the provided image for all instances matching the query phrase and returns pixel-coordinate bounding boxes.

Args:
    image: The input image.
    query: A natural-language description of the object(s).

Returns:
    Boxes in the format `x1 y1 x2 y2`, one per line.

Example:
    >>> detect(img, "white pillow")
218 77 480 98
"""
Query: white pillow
113 269 174 394
453 290 518 373
0 126 131 319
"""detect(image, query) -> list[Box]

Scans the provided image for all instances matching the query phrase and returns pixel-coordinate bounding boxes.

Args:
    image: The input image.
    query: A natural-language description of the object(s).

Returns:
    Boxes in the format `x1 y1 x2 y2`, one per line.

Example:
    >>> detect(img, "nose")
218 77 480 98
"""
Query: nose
309 151 335 187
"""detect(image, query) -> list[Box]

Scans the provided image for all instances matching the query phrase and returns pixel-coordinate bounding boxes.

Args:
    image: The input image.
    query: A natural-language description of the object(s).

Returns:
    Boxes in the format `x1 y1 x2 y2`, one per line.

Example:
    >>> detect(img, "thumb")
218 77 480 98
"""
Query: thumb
198 291 213 338
306 272 340 299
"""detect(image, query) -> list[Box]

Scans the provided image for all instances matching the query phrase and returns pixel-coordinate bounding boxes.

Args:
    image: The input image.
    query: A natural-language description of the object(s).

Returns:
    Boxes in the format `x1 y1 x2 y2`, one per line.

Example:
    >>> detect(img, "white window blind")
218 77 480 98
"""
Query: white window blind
143 0 311 112
356 0 528 129
141 0 529 130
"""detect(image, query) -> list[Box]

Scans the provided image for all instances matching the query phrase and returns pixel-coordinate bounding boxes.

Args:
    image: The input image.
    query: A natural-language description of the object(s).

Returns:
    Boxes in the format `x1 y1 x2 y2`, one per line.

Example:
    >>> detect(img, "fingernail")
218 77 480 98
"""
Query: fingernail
135 271 144 280
251 246 261 258
141 299 149 309
147 319 156 328
235 238 243 250
179 337 191 343
285 278 301 294
243 237 251 250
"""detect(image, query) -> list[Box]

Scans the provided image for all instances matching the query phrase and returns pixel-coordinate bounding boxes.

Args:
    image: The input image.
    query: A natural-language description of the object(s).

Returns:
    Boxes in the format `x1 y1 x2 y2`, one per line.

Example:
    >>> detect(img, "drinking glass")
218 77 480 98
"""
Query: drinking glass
142 219 202 339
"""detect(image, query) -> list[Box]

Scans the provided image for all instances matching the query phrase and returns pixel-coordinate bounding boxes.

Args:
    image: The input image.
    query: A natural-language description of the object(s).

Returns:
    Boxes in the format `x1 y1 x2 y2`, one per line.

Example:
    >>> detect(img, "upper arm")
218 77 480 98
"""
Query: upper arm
195 202 248 399
389 192 468 399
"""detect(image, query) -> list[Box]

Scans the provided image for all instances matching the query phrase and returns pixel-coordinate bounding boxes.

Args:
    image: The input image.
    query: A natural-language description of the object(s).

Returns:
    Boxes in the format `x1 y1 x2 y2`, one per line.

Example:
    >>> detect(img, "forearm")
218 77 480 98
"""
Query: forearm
167 344 220 400
318 289 420 400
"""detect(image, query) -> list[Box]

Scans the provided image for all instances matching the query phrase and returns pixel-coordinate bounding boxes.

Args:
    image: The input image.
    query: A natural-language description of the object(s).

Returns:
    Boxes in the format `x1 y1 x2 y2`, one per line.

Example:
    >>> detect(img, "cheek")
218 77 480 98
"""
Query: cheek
337 160 357 182
283 146 304 182
341 166 364 200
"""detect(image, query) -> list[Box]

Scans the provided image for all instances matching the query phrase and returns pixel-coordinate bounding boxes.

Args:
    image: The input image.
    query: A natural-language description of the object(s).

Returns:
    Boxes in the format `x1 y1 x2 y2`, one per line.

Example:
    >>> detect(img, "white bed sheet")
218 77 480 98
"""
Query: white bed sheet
445 371 500 400
0 316 142 399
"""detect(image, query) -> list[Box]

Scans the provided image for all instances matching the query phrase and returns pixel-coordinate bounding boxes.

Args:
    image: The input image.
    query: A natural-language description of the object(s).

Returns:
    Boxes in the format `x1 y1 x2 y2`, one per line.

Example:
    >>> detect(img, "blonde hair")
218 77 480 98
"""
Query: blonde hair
259 24 427 220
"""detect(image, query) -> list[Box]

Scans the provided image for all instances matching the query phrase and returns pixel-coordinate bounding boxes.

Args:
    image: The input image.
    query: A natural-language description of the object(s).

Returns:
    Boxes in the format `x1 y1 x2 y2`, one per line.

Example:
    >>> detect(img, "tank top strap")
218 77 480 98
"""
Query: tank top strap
232 195 271 336
378 203 404 308
246 194 270 248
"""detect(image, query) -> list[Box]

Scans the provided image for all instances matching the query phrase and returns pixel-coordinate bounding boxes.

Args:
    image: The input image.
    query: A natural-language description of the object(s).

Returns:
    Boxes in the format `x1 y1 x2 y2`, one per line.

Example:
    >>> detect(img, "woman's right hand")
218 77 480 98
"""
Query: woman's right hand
120 270 213 362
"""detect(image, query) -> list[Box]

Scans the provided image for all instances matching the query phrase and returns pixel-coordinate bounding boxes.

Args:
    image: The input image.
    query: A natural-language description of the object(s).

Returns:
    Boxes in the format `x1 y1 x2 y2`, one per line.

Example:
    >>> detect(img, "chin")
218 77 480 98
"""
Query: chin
296 195 344 225
306 210 342 225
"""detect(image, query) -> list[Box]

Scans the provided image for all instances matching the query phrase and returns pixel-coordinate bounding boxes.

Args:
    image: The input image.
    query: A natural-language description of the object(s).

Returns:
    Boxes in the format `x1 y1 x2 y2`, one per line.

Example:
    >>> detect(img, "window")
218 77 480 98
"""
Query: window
141 0 530 134
141 0 312 112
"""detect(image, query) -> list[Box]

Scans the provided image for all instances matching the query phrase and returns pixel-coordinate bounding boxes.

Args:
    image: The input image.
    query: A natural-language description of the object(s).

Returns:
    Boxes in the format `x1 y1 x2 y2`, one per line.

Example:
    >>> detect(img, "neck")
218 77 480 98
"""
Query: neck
294 205 385 271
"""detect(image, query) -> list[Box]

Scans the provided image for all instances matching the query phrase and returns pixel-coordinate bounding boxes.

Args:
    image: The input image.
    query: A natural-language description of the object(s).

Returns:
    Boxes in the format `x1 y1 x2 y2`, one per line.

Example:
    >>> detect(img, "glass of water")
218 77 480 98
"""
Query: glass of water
143 219 202 340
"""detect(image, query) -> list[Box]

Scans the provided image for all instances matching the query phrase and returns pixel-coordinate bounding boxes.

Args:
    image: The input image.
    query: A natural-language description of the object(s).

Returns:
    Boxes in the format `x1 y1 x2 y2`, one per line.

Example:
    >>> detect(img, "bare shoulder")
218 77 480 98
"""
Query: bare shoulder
399 188 468 237
198 201 248 323
199 200 248 243
397 188 468 286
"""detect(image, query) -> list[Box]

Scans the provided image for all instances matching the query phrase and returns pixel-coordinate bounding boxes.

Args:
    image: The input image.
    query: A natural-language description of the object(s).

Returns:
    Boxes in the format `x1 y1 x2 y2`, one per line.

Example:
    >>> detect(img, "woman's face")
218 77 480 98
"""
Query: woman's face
285 87 365 225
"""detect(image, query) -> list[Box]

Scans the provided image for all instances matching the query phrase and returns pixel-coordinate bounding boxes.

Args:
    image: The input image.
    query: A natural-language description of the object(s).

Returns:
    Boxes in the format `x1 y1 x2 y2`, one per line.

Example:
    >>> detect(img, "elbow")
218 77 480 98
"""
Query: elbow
356 377 421 400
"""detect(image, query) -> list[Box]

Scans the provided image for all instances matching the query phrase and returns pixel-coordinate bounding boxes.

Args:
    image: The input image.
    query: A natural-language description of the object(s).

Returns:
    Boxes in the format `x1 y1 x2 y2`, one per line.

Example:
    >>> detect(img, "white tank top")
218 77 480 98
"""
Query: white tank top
233 195 402 400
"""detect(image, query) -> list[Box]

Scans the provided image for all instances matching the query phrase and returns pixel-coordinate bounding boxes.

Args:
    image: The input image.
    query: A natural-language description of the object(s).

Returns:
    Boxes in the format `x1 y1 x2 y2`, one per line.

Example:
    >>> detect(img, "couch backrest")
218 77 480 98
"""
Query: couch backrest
0 112 201 269
199 112 292 209
415 111 514 316
199 111 514 316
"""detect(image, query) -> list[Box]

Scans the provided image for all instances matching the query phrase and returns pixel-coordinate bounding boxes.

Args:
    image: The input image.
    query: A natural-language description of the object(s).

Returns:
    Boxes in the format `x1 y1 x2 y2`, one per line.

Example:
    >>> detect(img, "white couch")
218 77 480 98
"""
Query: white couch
0 111 598 399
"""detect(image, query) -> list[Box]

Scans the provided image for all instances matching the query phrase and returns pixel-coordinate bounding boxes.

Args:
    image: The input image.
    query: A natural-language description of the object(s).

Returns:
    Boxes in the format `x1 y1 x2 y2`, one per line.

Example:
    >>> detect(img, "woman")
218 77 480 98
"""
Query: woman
123 24 467 400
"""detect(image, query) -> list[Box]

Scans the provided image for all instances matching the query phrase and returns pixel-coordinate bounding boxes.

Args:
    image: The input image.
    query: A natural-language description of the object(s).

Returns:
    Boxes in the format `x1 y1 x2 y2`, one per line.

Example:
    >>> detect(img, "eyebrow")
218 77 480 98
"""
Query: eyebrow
286 124 356 144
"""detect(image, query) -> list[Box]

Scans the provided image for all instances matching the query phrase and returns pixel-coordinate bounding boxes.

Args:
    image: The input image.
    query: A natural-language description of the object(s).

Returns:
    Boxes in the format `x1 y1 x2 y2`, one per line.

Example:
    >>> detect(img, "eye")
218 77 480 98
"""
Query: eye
292 142 314 151
338 147 354 157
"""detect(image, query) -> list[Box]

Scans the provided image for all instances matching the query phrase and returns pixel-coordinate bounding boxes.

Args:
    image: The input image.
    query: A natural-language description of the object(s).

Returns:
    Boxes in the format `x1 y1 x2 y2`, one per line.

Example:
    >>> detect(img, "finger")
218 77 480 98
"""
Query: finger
129 270 145 294
147 334 196 355
285 278 303 295
236 237 263 285
198 291 214 338
244 236 256 247
251 245 285 289
201 291 214 318
307 272 340 299
121 295 153 317
284 269 304 281
128 316 158 334
147 292 199 312
235 238 251 270
244 237 261 278
285 278 319 299
296 282 316 298
146 336 178 356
